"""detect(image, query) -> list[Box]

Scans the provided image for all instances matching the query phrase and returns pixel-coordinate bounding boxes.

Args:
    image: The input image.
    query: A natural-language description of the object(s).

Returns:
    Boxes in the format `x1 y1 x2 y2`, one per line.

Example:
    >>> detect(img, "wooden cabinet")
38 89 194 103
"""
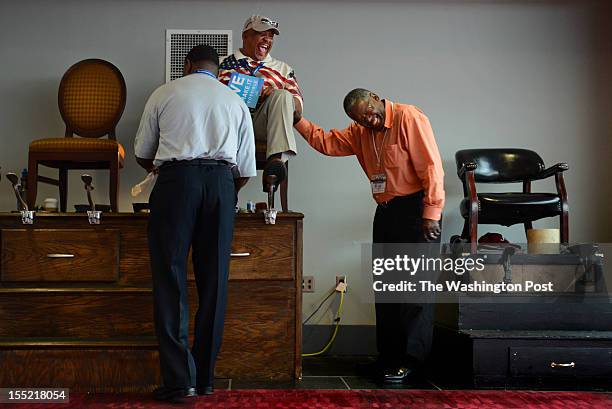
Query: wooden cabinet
432 253 612 388
0 212 303 392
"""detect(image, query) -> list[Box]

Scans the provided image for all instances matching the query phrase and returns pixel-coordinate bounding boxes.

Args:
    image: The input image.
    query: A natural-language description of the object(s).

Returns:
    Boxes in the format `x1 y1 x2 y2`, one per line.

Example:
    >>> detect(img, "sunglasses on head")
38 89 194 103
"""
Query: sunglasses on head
259 18 279 28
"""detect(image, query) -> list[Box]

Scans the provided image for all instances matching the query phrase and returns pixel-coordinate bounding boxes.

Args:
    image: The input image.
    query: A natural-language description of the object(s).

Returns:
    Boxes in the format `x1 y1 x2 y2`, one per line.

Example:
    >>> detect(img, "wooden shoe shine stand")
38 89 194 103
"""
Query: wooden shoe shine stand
0 212 303 392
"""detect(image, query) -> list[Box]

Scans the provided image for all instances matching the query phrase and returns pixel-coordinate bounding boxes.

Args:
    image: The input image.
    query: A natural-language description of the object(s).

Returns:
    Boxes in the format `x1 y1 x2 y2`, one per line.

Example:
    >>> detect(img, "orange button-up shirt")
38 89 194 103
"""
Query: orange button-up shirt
294 100 445 220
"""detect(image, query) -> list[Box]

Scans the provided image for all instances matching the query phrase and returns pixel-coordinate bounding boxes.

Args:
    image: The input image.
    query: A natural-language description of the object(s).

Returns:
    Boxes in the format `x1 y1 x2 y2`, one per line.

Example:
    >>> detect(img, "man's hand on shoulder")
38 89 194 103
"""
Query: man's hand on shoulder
422 219 441 242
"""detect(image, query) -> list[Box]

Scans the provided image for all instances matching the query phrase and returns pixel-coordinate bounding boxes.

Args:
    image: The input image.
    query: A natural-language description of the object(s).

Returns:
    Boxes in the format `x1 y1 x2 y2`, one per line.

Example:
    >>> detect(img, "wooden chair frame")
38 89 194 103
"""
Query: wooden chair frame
457 154 569 254
27 59 126 212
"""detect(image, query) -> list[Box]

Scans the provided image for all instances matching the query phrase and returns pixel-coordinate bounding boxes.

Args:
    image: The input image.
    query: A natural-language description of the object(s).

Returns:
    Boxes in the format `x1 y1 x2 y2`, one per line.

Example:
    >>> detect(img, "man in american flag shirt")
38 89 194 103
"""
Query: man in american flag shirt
218 15 303 193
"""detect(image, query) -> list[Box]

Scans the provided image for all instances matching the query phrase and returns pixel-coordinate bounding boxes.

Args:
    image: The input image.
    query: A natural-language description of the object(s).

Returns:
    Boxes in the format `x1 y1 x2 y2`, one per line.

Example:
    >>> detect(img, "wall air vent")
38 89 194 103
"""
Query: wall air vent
165 29 232 82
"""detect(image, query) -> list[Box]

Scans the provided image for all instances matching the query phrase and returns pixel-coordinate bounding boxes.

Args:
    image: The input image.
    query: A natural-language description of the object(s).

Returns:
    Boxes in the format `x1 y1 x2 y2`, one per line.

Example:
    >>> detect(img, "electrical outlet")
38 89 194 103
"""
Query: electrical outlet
335 275 347 292
303 276 315 293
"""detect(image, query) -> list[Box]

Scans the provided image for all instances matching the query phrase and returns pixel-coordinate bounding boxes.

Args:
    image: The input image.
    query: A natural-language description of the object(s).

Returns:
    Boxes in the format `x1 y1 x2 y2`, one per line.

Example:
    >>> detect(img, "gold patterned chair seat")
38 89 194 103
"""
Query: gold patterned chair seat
29 138 125 166
27 59 127 212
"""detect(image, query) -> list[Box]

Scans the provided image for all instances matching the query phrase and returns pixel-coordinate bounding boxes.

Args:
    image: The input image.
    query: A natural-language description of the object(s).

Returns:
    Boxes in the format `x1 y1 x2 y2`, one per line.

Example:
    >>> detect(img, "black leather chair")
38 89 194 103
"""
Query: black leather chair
456 149 569 253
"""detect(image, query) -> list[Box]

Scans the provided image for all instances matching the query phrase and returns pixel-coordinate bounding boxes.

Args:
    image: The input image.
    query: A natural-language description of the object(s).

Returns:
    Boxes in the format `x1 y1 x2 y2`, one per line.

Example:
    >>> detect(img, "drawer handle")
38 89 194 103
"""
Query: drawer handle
231 252 251 257
550 361 575 368
47 254 75 258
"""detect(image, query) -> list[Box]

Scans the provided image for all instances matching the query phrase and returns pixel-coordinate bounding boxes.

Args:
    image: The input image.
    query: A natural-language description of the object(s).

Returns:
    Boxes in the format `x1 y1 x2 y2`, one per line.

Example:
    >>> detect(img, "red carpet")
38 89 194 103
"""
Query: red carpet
2 389 611 409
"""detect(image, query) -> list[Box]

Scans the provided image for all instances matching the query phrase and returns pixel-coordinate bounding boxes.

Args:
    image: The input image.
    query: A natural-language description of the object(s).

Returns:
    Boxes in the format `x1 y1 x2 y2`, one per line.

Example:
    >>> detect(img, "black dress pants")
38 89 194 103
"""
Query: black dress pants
148 160 236 389
373 191 440 367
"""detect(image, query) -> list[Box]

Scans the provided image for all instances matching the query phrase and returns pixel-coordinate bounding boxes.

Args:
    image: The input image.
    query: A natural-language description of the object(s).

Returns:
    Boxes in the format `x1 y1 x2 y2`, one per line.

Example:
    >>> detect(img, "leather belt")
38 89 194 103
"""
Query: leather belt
160 159 230 169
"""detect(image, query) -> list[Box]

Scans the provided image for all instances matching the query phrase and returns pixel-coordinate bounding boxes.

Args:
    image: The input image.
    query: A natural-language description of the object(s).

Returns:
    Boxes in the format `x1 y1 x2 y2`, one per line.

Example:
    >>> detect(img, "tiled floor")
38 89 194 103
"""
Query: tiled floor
216 356 442 391
214 356 612 391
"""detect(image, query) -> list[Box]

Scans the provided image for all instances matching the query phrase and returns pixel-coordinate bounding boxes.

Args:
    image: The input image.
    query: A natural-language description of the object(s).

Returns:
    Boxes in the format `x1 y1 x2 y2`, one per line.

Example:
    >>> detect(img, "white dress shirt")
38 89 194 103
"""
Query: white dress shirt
134 72 257 178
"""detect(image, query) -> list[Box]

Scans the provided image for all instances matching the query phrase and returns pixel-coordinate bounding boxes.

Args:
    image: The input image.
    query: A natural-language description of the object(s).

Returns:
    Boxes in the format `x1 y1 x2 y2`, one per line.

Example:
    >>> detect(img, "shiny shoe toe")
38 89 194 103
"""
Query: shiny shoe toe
381 366 416 384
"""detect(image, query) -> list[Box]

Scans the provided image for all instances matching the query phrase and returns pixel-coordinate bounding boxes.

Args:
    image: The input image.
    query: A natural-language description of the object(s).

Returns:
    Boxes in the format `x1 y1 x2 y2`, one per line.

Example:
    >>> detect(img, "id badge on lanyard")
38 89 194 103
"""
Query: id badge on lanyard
370 173 387 194
370 113 391 195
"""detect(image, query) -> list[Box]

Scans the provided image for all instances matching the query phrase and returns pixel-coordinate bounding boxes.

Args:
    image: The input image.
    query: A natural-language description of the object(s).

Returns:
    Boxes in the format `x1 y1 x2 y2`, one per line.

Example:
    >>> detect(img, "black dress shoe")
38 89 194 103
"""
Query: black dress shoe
197 385 214 395
262 158 287 193
153 386 197 403
381 366 417 384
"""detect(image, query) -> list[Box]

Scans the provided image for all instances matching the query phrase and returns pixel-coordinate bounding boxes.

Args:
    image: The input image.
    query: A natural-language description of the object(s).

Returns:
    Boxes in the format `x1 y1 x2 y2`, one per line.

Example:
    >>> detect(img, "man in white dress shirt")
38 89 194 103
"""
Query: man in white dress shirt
134 44 256 403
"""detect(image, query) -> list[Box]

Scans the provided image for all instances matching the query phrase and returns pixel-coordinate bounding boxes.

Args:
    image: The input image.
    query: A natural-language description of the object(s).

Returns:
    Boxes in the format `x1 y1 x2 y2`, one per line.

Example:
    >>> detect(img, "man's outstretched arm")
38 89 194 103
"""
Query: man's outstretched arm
292 110 356 157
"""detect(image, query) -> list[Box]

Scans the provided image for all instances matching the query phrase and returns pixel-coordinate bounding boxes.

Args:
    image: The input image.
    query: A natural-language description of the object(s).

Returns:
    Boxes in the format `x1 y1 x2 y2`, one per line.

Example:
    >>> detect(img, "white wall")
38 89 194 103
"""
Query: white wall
0 0 610 325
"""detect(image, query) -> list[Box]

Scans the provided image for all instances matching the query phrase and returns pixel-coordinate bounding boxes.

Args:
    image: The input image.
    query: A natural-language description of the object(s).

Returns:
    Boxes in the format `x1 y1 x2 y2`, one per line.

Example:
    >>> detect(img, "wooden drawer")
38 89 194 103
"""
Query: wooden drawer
0 283 292 340
1 229 119 282
510 346 612 378
0 348 161 392
188 221 296 281
0 291 154 338
230 222 295 280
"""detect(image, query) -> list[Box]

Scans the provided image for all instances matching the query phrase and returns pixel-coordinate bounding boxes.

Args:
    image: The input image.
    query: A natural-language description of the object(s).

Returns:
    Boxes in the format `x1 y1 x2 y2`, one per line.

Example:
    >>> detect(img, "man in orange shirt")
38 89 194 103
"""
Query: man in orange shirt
293 88 445 383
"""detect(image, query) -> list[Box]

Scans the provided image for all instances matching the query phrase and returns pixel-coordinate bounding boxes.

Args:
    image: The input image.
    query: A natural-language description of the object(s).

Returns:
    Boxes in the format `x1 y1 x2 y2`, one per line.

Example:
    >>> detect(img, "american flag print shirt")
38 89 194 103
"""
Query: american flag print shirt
219 50 303 110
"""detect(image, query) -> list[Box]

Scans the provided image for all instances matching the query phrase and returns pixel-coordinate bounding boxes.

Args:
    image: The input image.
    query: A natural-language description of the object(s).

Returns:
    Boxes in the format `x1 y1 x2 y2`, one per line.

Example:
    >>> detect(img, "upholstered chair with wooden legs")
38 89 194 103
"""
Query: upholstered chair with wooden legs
27 59 126 212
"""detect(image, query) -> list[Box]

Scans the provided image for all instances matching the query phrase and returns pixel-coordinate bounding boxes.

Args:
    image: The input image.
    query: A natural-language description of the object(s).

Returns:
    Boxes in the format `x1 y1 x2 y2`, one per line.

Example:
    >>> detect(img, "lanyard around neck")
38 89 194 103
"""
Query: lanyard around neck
240 59 264 75
371 128 389 170
371 101 393 170
193 69 216 79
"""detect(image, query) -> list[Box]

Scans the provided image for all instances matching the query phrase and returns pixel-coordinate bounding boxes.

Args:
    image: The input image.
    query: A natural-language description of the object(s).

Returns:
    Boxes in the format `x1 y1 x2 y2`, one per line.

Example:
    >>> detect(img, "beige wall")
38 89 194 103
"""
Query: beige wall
0 0 610 325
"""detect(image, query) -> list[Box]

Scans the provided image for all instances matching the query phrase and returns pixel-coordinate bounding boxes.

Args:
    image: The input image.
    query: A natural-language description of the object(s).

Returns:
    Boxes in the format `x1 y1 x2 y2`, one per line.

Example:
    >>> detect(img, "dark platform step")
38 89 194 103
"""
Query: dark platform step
432 327 612 389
